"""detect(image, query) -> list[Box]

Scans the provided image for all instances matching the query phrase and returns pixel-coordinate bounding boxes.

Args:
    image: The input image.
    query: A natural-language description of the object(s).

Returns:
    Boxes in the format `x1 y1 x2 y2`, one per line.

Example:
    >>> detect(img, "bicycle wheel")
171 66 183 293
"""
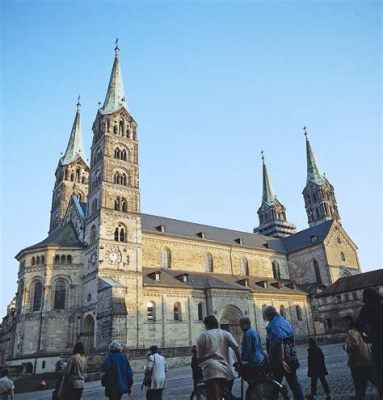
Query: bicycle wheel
246 380 289 400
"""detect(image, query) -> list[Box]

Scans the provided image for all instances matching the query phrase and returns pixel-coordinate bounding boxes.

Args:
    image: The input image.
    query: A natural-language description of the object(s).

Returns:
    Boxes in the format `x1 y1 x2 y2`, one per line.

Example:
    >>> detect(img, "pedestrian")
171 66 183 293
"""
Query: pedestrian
239 317 266 368
190 345 204 400
357 287 383 399
196 315 241 400
263 305 304 400
102 340 133 400
144 345 167 400
0 369 15 400
305 337 331 400
52 359 65 400
344 316 378 400
58 342 86 400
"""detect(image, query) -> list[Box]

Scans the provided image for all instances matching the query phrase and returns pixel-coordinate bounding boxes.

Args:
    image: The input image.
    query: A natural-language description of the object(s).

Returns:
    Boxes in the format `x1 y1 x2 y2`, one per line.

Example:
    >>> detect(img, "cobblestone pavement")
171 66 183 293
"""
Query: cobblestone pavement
17 343 379 399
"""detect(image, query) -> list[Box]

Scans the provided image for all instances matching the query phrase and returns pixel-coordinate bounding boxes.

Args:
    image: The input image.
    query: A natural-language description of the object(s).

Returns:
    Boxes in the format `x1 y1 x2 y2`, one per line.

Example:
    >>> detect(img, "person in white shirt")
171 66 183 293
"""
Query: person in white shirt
144 345 167 400
197 315 241 400
0 369 15 400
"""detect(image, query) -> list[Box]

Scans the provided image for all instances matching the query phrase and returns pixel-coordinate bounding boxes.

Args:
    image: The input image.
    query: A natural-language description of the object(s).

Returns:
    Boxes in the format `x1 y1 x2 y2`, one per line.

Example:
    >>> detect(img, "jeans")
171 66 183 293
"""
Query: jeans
273 369 304 400
310 375 330 395
205 378 227 400
146 388 163 400
351 366 377 400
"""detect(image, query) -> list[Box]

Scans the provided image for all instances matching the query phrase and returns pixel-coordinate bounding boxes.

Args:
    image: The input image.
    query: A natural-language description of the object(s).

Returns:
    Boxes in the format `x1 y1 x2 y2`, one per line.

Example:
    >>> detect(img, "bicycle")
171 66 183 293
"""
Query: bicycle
190 363 289 400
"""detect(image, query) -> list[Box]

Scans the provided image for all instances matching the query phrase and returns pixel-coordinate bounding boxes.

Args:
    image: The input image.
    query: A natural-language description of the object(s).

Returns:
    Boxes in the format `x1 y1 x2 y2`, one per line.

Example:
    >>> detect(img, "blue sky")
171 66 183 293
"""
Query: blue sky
1 0 382 316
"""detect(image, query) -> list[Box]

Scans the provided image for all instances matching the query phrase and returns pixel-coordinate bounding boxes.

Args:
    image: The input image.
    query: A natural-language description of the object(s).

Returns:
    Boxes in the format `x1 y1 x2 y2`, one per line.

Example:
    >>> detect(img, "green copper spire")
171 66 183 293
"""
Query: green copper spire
100 39 128 115
61 97 86 165
304 127 324 185
261 151 275 205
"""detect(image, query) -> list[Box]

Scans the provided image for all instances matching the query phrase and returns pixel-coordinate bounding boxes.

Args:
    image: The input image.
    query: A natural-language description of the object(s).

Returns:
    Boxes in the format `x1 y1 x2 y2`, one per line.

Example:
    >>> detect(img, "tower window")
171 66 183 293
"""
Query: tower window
121 198 128 212
114 225 127 242
53 280 66 310
205 253 213 272
161 248 171 269
147 301 156 321
32 281 43 311
272 261 281 279
174 302 181 321
341 252 346 261
313 259 322 285
198 303 204 321
114 171 128 186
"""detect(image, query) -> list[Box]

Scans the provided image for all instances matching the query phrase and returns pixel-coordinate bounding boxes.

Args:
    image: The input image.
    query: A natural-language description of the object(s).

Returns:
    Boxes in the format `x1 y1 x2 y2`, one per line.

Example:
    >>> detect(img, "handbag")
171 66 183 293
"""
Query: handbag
283 338 300 370
143 353 156 387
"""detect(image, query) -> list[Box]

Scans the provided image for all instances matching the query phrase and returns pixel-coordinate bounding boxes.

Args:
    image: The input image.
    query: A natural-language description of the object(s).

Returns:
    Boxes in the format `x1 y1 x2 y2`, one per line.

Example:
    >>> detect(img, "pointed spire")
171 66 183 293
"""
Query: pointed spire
261 151 275 205
304 127 324 185
100 39 128 115
61 97 86 165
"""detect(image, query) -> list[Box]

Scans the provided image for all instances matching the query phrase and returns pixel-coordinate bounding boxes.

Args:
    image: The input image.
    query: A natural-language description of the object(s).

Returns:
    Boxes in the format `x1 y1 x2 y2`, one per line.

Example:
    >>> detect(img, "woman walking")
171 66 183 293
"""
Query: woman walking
144 345 167 400
305 338 331 400
59 342 86 400
102 340 133 400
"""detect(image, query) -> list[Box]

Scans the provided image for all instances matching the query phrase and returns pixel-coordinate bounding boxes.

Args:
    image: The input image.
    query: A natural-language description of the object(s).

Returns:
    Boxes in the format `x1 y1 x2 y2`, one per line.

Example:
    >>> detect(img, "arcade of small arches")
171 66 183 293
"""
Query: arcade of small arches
30 255 45 266
146 300 205 322
53 254 73 264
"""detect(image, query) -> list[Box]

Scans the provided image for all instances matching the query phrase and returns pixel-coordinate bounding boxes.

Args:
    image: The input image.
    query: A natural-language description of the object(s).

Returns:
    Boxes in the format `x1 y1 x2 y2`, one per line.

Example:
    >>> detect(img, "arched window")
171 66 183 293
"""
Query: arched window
76 168 80 182
121 198 128 212
341 252 346 261
32 282 43 311
54 280 66 310
67 255 72 264
240 258 249 276
296 305 303 321
161 248 171 269
114 197 120 211
205 253 213 272
41 255 45 264
70 173 74 182
174 302 181 321
262 304 267 321
119 228 126 242
61 255 66 264
114 172 120 184
272 261 281 279
280 305 286 318
147 301 156 321
114 147 121 159
36 256 40 265
114 228 119 241
31 257 35 266
81 176 85 184
121 149 127 161
114 225 126 242
122 173 127 186
198 303 204 321
113 125 118 134
313 259 322 284
90 225 97 244
54 255 60 264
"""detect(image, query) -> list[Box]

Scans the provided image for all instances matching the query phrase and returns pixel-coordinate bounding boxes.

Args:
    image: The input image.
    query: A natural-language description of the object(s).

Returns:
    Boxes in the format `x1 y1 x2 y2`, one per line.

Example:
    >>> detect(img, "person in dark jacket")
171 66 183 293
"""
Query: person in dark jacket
190 345 203 400
357 288 383 400
102 340 133 400
305 338 330 400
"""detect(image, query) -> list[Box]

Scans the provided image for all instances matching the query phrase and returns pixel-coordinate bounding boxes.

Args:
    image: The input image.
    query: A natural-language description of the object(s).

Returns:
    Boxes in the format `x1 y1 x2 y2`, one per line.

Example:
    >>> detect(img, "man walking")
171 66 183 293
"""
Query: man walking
263 305 304 400
144 345 167 400
239 316 266 368
197 315 241 400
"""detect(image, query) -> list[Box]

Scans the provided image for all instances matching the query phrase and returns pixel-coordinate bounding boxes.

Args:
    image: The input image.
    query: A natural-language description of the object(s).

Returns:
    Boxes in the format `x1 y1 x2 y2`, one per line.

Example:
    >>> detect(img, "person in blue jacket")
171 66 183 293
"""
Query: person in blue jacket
103 340 133 400
264 305 304 400
239 317 266 367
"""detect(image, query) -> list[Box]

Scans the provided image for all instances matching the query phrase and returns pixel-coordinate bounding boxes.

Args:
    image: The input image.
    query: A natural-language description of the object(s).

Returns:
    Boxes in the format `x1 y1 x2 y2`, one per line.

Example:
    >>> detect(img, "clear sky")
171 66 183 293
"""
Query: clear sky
1 1 382 317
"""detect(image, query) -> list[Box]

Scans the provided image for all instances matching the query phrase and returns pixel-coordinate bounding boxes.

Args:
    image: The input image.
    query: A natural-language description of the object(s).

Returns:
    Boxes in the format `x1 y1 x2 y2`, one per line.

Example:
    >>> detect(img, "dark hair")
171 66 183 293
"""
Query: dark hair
239 317 251 326
149 345 159 354
73 342 85 355
308 337 317 347
0 369 8 377
203 315 219 329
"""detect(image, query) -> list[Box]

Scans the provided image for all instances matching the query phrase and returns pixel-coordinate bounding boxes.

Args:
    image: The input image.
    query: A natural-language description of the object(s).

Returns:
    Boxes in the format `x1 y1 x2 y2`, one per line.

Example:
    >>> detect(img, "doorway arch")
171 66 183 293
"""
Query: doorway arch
219 305 244 344
83 315 95 353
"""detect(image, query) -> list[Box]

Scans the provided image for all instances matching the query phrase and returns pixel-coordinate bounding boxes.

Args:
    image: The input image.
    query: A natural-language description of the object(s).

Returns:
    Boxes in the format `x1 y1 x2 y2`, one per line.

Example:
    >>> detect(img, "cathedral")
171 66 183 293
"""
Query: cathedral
1 45 360 373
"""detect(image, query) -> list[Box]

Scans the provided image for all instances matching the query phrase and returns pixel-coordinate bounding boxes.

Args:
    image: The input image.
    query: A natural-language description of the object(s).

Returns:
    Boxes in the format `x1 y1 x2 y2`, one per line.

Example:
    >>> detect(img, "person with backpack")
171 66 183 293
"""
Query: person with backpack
144 345 167 400
305 338 331 400
102 340 133 400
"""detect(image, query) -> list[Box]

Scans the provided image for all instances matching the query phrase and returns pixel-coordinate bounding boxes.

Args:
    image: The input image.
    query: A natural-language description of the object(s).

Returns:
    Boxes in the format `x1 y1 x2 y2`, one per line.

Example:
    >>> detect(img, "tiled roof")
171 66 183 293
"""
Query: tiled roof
141 214 286 253
19 222 84 253
143 267 307 294
316 269 383 297
281 220 333 253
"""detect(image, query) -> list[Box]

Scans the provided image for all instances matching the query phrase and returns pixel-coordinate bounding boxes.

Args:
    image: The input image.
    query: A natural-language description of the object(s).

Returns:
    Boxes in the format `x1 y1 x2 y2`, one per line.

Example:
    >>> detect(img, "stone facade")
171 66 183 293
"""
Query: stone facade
0 46 363 374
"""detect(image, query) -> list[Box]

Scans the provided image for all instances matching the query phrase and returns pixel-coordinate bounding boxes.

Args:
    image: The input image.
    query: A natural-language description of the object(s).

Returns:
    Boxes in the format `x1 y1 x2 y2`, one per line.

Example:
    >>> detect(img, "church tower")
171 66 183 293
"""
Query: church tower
254 153 296 238
83 42 143 349
303 128 340 227
49 99 89 233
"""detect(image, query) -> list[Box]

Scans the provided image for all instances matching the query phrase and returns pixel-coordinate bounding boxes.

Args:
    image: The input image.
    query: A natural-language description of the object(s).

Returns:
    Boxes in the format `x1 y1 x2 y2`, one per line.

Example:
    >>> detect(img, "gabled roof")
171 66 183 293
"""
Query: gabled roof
282 220 333 253
141 213 286 253
17 222 84 256
315 269 383 297
143 268 307 294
